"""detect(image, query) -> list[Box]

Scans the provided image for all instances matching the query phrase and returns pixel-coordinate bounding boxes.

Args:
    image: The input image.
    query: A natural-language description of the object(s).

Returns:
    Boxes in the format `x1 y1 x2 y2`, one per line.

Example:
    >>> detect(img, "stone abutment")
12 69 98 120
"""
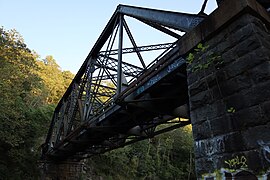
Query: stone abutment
183 0 270 178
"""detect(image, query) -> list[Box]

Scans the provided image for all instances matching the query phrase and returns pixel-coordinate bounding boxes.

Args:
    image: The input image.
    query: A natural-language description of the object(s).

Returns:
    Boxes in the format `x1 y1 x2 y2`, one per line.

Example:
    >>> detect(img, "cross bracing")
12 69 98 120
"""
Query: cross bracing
42 4 206 161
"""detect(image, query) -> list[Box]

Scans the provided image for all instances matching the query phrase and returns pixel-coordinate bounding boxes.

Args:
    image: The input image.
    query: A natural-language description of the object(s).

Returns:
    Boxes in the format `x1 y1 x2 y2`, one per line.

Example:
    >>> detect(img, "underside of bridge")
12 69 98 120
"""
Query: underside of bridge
41 4 206 162
41 0 270 179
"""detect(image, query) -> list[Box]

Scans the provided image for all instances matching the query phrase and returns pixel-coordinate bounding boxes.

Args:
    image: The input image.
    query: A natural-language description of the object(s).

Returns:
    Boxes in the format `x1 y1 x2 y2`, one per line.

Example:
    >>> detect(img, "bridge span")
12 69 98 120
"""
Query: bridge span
41 0 270 179
41 4 205 161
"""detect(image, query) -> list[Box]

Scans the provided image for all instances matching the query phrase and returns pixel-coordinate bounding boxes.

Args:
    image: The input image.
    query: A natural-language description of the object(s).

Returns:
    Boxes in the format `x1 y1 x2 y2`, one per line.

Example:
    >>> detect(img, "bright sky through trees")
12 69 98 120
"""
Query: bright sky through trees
0 0 217 74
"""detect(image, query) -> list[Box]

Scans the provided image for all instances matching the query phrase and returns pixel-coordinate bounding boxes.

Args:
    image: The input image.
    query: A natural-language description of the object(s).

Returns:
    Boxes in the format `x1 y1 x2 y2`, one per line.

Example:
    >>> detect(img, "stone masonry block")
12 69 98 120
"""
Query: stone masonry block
225 47 267 79
194 135 226 158
245 149 267 173
224 89 249 111
249 61 270 84
221 48 237 65
230 23 254 45
255 46 270 59
189 79 208 96
229 104 268 130
246 80 270 107
262 100 270 118
249 15 270 34
227 14 255 35
253 26 270 43
219 72 252 96
242 122 270 150
210 85 224 100
205 100 227 120
223 132 247 153
190 90 213 110
194 132 246 159
186 0 270 177
215 70 228 83
216 38 235 55
205 73 219 88
224 80 270 111
190 100 227 125
41 161 84 180
190 106 207 125
209 115 235 136
260 34 270 49
234 35 261 58
187 69 204 85
195 156 216 176
192 120 211 141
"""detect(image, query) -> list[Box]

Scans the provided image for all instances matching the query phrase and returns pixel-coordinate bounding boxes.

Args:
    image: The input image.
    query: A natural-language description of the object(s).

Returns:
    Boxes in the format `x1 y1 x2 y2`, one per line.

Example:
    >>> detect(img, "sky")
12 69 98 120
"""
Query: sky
0 0 217 74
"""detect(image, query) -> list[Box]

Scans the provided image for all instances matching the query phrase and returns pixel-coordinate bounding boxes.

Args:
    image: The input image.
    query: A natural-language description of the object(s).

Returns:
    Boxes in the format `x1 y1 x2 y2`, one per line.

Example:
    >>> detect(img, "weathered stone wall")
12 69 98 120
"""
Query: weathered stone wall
185 0 270 178
40 161 85 180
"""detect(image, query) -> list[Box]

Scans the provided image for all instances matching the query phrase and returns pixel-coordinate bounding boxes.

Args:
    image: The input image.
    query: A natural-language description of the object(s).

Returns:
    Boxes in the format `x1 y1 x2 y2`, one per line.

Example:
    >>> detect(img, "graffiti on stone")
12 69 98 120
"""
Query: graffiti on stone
223 170 257 180
258 140 270 163
195 136 225 157
224 155 248 169
205 140 215 156
203 169 268 180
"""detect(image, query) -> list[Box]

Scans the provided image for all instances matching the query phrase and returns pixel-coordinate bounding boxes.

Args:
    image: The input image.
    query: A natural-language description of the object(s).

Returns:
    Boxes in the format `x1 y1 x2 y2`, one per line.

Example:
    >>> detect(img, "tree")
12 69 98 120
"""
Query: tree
36 55 73 104
85 125 195 180
0 27 56 179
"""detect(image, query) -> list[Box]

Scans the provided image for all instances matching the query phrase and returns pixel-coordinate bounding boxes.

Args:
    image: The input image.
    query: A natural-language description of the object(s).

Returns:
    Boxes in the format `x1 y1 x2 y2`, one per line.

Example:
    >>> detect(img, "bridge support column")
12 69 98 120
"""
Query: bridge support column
184 0 270 178
40 160 85 180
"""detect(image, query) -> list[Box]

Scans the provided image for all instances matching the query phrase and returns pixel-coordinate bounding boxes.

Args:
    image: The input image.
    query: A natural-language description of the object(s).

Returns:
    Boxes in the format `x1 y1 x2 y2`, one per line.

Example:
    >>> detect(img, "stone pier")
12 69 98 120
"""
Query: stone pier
40 160 85 180
180 0 270 178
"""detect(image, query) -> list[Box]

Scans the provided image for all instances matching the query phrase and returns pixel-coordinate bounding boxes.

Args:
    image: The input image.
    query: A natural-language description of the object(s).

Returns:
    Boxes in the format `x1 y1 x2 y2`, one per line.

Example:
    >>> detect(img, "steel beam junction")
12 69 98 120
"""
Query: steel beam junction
42 4 206 161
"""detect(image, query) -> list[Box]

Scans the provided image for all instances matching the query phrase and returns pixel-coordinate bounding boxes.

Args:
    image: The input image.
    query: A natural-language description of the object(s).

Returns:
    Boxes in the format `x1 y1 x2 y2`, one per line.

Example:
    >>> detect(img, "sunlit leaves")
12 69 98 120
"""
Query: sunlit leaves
0 27 63 179
36 55 74 104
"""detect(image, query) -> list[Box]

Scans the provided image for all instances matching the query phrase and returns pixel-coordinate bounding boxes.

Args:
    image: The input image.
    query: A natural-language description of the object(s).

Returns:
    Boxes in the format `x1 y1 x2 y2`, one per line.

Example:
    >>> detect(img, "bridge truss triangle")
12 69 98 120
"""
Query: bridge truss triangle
42 4 205 161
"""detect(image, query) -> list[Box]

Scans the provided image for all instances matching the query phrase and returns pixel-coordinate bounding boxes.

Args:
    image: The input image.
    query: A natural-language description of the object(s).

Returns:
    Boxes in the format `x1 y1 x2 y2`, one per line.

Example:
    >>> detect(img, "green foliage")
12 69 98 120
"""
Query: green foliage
227 107 236 113
86 125 196 180
0 27 69 179
187 43 223 72
36 55 74 104
0 27 43 179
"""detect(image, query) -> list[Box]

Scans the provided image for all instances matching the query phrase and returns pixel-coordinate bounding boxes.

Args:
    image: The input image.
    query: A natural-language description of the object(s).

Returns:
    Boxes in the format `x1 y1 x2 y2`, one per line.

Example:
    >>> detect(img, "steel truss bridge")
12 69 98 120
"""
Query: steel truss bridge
41 1 270 161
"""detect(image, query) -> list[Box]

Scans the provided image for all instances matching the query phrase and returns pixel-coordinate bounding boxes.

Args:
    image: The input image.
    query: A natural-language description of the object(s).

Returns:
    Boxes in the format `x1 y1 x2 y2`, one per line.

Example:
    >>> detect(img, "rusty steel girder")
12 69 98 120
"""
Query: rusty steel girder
41 4 206 161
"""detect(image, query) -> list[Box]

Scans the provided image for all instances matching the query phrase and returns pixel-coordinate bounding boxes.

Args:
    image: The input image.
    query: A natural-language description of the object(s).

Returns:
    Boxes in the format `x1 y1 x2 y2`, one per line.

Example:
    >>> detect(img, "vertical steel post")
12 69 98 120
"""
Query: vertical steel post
117 14 124 95
199 0 208 14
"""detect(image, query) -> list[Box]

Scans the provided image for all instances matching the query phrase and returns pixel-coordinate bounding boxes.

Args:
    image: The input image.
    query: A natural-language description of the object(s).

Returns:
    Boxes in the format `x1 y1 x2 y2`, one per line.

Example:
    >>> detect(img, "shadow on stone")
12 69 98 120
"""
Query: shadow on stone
234 171 257 180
